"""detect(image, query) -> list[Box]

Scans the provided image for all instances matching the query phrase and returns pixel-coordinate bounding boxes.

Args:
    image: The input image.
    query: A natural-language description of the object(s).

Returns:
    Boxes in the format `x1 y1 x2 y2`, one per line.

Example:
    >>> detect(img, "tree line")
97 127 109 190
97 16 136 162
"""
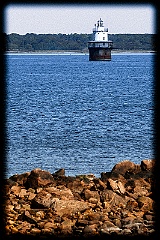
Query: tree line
4 33 156 52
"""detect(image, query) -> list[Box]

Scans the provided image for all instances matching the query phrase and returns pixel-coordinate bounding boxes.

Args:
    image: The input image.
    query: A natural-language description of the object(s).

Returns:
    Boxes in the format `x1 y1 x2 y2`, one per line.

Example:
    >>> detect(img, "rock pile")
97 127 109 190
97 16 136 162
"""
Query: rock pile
4 160 156 239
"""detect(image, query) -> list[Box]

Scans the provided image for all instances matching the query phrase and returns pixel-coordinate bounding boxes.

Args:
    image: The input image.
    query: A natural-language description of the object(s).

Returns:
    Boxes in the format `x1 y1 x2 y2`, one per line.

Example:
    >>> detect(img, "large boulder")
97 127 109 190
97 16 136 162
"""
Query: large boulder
125 178 151 199
83 189 100 201
31 190 55 208
67 178 85 194
101 189 127 208
137 196 154 212
141 160 155 171
45 186 74 200
32 192 92 216
92 178 107 190
111 160 140 176
10 172 30 186
107 179 126 195
25 168 55 189
52 199 91 217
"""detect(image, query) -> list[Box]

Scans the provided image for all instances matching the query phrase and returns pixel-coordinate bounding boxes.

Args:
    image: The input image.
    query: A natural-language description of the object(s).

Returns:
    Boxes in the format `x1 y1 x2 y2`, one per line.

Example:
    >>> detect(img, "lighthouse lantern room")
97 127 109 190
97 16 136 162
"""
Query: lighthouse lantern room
88 18 113 61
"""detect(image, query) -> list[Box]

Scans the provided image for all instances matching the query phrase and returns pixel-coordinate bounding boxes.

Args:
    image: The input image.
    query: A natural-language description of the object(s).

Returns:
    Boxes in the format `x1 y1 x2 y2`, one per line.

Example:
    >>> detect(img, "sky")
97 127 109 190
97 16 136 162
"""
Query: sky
4 3 156 35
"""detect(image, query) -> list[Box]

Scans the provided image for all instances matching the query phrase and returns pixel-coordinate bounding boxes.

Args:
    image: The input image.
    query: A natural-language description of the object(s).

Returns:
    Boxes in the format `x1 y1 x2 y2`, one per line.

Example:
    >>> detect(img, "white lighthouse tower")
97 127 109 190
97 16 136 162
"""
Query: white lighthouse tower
88 18 113 61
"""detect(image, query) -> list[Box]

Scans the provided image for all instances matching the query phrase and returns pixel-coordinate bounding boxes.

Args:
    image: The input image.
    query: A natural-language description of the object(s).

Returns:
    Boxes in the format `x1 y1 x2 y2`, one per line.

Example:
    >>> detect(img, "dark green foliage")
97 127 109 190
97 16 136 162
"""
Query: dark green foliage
109 34 156 51
5 33 156 52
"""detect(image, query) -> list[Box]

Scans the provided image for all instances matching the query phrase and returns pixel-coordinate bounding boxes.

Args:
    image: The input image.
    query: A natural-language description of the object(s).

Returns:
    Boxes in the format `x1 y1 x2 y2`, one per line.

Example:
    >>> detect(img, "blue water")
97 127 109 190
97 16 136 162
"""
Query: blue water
5 53 155 178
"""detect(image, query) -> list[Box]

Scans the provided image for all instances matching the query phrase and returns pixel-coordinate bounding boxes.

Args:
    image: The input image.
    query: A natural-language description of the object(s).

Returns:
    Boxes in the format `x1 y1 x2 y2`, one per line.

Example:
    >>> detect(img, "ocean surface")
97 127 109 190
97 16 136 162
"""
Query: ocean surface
5 53 155 178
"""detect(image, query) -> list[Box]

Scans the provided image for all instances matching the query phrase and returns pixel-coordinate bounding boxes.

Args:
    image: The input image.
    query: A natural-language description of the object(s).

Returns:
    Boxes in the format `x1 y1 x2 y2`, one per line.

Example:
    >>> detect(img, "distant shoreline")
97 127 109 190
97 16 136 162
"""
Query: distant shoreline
5 49 156 55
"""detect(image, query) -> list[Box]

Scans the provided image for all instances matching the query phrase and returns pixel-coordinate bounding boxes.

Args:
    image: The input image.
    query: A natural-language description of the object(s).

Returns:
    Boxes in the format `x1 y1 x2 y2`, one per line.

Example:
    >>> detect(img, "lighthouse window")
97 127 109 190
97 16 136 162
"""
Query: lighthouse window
103 37 105 40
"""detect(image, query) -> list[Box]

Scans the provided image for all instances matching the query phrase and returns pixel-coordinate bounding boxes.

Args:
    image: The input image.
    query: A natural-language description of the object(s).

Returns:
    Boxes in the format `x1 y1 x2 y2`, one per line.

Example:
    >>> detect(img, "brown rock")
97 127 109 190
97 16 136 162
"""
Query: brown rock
18 188 28 198
87 212 102 222
10 172 30 186
108 209 121 220
110 172 127 183
83 224 98 235
137 196 154 212
101 226 122 234
18 210 37 225
61 219 75 230
126 199 139 212
111 160 139 176
125 180 135 193
77 219 89 226
44 221 57 229
53 168 65 176
99 212 109 222
102 201 111 211
5 161 156 237
107 179 125 194
83 189 100 201
93 178 107 190
41 228 53 235
107 178 118 191
21 203 31 210
121 215 137 225
26 168 55 189
101 189 127 208
59 219 75 235
52 199 90 216
121 209 132 218
28 191 36 201
134 211 144 219
134 178 151 189
67 178 85 194
36 187 43 194
117 181 126 194
141 159 155 171
8 219 16 225
37 221 46 229
5 178 17 188
102 220 118 228
6 212 16 219
30 228 41 234
125 178 151 198
85 174 95 181
10 185 21 196
137 224 148 234
101 172 111 182
88 197 98 204
11 227 19 234
112 218 122 228
28 187 35 193
121 229 132 235
6 204 14 212
143 213 155 221
123 222 142 232
45 186 74 200
31 190 55 208
35 210 45 219
100 221 121 234
81 210 102 222
133 186 149 198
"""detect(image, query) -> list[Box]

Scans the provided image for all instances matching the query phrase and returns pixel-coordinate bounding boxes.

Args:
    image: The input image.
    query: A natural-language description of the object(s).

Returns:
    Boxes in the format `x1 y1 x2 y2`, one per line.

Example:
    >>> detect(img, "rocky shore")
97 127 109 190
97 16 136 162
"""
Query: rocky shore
4 160 156 239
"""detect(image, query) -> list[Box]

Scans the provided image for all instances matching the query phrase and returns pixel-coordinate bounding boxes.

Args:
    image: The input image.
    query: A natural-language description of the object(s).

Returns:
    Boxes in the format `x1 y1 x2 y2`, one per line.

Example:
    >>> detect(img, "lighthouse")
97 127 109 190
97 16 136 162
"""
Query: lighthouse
88 18 113 61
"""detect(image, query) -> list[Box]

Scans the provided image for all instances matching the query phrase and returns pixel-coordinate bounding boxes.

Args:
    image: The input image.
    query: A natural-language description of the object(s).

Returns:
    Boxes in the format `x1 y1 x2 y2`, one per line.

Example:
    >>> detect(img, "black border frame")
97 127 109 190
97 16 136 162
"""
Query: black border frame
1 1 159 239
